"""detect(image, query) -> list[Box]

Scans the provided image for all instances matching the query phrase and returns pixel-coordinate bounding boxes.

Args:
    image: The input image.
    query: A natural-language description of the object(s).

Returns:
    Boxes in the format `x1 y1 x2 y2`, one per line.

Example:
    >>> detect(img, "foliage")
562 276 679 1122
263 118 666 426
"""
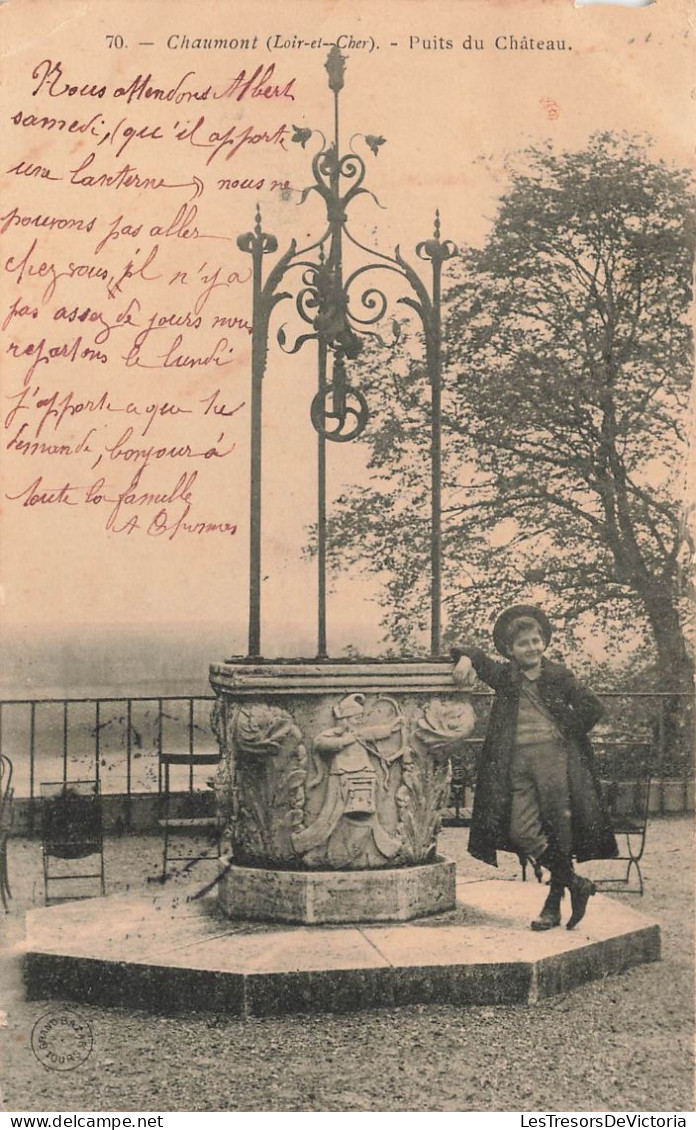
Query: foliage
320 134 694 701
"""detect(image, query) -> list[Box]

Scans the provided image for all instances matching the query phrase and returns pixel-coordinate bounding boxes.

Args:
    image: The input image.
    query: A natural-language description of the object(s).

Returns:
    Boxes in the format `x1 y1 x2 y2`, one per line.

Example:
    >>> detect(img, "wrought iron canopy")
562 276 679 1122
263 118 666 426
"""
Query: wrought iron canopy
237 47 457 658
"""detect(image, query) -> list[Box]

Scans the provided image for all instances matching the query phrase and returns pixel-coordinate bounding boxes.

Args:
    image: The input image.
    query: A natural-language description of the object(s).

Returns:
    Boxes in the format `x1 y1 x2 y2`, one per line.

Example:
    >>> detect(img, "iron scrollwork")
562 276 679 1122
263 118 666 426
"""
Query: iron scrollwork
237 44 457 657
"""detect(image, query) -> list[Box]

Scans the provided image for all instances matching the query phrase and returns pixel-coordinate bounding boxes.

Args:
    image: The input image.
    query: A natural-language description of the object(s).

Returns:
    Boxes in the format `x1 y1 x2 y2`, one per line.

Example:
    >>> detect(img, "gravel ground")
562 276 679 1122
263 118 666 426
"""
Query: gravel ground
1 818 693 1113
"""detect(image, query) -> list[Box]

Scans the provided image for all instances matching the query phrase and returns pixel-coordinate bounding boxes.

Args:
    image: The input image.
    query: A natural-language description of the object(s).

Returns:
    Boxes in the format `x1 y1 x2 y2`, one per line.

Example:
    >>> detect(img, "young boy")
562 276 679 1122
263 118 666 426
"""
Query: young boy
451 605 617 931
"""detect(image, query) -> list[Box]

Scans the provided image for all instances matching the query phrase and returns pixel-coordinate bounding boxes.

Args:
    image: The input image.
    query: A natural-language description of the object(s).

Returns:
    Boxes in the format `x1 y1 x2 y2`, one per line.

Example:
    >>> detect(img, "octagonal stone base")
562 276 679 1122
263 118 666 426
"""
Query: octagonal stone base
218 859 456 924
23 880 661 1018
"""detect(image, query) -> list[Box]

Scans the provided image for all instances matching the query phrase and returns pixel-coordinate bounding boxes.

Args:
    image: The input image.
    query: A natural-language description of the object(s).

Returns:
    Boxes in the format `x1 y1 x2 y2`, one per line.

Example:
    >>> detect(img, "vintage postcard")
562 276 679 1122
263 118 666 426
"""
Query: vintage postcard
0 0 693 1115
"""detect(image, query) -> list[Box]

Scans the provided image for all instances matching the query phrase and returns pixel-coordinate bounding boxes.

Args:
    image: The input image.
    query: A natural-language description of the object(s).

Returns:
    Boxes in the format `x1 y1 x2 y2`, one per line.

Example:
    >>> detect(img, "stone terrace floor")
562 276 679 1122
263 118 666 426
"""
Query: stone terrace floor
0 817 693 1112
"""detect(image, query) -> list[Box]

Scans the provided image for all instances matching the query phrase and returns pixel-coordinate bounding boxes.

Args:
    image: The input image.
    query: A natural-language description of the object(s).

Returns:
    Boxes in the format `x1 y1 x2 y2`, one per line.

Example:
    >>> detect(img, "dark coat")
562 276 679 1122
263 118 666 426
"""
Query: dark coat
452 646 618 867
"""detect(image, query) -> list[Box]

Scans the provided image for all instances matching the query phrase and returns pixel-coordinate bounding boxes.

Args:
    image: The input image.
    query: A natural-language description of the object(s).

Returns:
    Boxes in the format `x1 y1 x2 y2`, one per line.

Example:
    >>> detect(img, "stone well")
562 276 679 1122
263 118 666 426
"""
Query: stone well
209 660 475 924
23 661 663 1016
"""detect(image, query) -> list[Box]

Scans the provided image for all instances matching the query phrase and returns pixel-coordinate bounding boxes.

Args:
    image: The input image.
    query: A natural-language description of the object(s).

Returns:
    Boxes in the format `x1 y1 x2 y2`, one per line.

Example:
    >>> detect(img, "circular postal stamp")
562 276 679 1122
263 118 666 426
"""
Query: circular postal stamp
31 1009 94 1072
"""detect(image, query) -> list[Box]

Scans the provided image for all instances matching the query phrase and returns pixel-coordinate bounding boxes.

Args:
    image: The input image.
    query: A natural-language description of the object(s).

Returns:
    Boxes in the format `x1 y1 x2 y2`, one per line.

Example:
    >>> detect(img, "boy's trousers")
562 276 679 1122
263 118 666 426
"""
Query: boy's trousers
508 738 573 860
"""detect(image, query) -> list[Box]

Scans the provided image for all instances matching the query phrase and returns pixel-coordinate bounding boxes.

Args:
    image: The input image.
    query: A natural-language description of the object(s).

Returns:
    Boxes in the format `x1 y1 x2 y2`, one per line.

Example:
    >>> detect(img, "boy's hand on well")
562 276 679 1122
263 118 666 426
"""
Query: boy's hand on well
452 655 476 688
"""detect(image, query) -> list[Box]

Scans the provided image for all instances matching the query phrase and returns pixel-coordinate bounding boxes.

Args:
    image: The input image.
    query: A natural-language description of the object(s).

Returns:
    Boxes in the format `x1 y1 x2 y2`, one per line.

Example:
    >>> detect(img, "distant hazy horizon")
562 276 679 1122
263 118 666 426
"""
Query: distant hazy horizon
2 619 388 699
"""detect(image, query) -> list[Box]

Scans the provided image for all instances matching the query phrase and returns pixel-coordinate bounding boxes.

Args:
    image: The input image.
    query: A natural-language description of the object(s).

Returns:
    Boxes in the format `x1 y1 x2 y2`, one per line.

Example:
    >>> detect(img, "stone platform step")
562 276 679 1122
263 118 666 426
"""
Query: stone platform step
23 879 660 1018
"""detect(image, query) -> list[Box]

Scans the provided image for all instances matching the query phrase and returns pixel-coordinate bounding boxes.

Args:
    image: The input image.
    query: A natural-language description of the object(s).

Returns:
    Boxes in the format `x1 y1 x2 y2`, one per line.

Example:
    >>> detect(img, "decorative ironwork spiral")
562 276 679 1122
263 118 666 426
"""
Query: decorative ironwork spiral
345 282 389 327
313 149 366 200
317 150 336 181
338 152 366 187
310 384 369 442
296 283 321 325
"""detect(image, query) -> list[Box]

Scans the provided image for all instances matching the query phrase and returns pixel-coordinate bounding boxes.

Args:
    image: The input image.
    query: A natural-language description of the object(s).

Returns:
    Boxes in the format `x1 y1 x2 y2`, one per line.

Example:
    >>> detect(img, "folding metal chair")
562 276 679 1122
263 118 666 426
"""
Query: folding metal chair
158 752 222 882
41 780 106 904
594 764 652 895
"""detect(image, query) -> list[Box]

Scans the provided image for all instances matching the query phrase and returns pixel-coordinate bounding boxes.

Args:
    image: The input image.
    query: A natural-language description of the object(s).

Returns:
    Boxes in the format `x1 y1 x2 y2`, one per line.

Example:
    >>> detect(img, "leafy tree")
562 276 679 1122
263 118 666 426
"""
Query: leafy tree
322 133 694 754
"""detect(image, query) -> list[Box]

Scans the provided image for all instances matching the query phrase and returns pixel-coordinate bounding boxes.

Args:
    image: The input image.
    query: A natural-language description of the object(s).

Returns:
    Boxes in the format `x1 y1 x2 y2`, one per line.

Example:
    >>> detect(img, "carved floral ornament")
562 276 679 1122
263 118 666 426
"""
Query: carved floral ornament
226 693 477 779
415 699 476 759
234 703 303 756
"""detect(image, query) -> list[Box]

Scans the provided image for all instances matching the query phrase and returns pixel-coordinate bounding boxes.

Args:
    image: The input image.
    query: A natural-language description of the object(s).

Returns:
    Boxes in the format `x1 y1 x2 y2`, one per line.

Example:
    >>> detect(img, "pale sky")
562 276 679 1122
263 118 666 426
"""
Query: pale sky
1 0 692 657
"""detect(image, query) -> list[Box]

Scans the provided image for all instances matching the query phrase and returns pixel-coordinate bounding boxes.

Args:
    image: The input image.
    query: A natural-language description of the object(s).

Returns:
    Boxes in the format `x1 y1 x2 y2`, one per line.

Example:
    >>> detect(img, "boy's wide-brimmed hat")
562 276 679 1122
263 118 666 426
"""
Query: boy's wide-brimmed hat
493 605 553 657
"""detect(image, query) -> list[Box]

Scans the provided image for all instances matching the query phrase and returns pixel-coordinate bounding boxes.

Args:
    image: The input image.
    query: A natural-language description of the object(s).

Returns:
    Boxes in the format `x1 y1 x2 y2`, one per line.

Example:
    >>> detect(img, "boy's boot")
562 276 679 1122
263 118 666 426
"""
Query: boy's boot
528 845 565 931
566 873 597 930
530 880 564 931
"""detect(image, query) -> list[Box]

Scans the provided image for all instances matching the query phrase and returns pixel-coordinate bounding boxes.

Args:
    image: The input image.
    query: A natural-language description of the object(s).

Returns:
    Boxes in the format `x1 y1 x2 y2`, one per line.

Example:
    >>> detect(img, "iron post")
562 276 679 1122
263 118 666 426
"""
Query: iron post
237 49 456 658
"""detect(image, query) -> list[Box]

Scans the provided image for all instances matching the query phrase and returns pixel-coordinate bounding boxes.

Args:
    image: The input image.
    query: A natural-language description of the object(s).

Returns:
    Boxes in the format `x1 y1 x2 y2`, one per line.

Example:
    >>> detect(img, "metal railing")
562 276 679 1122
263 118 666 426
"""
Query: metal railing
0 695 217 833
1 690 692 833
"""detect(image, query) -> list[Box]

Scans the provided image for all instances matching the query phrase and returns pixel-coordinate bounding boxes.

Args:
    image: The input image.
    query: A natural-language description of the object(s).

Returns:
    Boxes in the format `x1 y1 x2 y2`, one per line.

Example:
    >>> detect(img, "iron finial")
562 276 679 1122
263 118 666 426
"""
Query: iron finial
325 45 346 93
